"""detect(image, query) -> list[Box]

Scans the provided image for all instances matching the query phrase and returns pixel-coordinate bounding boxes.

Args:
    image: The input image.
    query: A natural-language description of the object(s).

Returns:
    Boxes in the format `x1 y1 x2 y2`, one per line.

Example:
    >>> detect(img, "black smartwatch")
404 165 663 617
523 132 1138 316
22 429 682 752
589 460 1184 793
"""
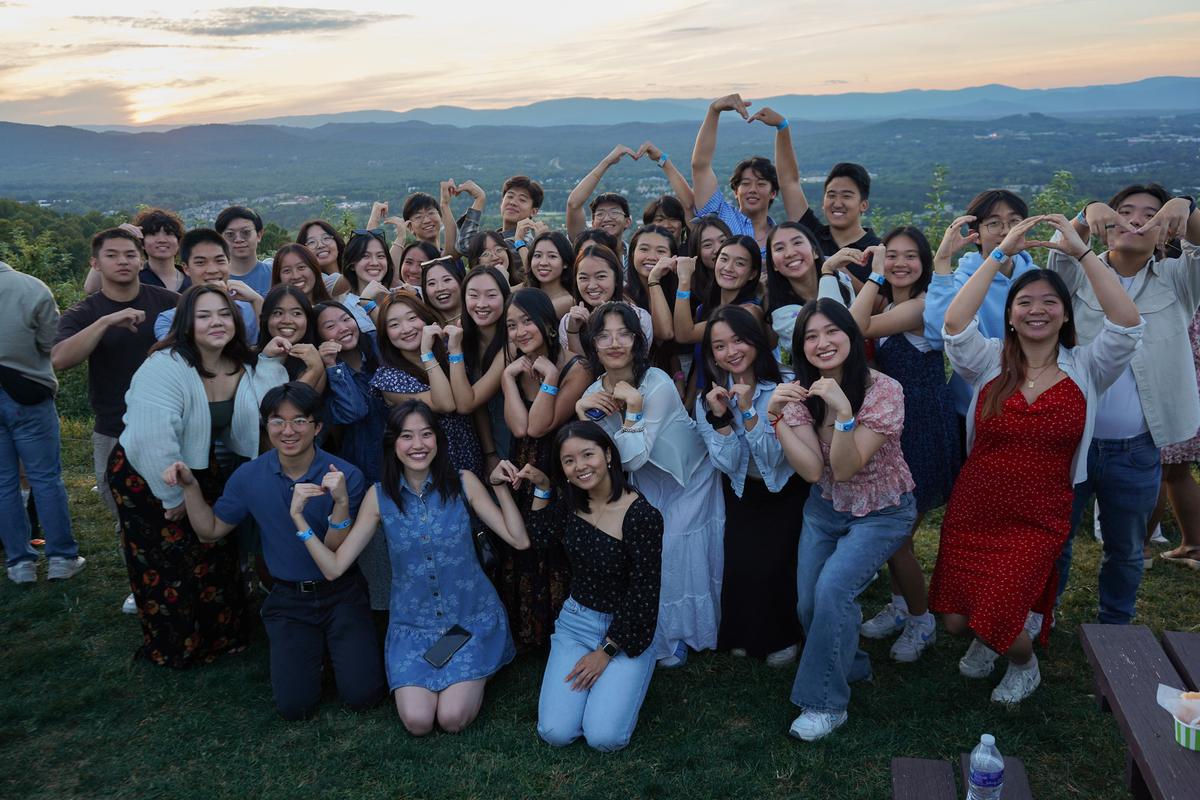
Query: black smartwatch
601 638 620 658
705 407 734 428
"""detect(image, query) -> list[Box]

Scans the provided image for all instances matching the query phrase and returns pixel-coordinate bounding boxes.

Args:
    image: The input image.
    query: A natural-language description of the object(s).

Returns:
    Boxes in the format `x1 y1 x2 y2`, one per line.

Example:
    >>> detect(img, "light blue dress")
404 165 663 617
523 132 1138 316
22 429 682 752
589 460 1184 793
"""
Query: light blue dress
376 477 515 691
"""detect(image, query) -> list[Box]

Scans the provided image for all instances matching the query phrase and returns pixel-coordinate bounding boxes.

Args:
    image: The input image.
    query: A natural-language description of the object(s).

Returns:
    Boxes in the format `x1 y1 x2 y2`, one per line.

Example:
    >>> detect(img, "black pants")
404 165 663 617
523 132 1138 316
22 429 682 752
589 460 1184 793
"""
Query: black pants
260 570 387 721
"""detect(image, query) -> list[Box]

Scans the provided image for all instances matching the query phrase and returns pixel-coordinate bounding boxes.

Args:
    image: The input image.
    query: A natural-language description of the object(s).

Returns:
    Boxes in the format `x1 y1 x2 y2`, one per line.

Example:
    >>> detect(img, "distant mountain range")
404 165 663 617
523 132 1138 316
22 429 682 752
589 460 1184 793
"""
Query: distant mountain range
70 77 1200 133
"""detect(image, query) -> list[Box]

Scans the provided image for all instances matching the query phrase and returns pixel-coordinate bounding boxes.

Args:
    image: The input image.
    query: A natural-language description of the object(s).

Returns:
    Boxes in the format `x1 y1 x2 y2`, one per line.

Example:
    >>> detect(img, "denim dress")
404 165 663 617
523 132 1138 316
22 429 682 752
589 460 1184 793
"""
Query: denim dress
376 479 515 692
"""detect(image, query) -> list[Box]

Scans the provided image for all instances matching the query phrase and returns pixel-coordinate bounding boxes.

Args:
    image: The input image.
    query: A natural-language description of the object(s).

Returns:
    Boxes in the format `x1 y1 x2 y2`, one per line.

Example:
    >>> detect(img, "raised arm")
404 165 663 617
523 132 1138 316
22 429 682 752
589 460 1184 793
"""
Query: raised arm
1031 214 1140 327
848 245 926 338
466 466 530 550
692 94 751 213
52 307 146 371
295 484 381 580
525 357 591 438
648 257 680 343
567 146 635 242
945 216 1045 336
446 327 504 413
453 180 487 254
749 106 808 221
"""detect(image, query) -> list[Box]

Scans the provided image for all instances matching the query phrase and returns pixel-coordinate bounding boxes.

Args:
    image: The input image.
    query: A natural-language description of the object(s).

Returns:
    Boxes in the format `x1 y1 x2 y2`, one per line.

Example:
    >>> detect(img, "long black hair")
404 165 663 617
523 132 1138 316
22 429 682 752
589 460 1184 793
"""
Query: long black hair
343 230 394 293
583 302 651 388
624 224 680 313
702 304 782 389
573 244 626 308
791 298 870 428
526 231 575 293
551 421 628 513
460 265 511 378
502 287 560 364
313 300 380 374
380 400 460 513
879 226 934 302
683 215 732 315
258 285 318 380
765 221 842 315
152 285 256 378
704 235 762 312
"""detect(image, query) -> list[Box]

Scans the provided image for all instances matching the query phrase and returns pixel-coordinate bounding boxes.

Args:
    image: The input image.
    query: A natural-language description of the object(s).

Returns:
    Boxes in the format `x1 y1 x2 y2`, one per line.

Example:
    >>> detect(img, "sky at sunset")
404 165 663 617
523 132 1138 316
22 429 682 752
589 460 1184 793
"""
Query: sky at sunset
1 1 1197 126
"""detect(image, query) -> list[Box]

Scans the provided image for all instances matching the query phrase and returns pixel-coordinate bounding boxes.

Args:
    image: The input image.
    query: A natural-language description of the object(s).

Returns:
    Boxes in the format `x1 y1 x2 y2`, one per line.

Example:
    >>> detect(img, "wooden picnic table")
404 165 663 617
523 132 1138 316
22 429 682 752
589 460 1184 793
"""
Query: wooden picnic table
890 753 1033 799
1079 624 1200 799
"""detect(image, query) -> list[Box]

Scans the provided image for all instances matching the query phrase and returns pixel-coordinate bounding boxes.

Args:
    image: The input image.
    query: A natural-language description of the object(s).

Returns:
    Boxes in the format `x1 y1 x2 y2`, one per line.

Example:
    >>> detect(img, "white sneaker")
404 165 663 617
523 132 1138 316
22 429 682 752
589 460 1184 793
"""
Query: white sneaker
1149 524 1167 544
47 556 86 581
991 658 1041 704
1024 611 1044 640
789 709 848 741
890 617 936 663
122 593 138 614
1092 503 1103 541
765 644 799 667
730 648 747 657
959 638 1000 678
7 560 36 584
861 602 908 639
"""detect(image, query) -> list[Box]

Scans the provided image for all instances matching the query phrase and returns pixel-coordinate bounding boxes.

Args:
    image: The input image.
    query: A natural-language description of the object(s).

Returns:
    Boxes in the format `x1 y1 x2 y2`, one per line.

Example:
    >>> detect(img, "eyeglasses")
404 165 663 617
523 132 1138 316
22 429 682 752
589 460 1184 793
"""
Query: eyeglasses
304 234 335 247
593 209 627 221
223 228 257 242
266 417 314 431
594 330 635 346
981 218 1024 235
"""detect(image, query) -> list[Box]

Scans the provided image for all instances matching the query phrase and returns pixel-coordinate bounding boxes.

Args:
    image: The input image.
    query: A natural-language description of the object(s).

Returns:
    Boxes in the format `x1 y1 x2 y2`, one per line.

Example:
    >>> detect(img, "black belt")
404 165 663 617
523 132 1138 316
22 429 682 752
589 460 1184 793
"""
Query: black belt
273 569 359 594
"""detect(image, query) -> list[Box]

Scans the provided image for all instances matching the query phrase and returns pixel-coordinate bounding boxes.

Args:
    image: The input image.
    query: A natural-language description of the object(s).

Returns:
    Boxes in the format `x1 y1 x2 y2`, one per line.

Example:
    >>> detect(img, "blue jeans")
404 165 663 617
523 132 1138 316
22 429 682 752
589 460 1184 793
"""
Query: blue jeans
538 597 656 752
791 491 915 713
1056 432 1160 624
0 388 76 568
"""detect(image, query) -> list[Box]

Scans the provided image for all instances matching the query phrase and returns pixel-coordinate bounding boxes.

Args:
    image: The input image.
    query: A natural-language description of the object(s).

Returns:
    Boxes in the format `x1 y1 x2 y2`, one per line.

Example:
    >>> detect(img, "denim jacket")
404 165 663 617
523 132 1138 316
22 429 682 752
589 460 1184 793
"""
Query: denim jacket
694 380 794 496
324 346 387 482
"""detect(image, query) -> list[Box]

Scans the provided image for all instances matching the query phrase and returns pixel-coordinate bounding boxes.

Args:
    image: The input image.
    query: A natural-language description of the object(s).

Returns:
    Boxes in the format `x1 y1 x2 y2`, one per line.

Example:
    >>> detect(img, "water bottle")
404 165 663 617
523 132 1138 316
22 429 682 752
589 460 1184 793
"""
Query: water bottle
966 733 1005 800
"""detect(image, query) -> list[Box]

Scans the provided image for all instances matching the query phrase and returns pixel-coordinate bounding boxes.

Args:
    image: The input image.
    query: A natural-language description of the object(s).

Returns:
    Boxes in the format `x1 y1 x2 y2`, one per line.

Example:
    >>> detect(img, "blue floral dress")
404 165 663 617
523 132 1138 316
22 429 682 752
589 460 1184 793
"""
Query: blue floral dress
376 478 515 691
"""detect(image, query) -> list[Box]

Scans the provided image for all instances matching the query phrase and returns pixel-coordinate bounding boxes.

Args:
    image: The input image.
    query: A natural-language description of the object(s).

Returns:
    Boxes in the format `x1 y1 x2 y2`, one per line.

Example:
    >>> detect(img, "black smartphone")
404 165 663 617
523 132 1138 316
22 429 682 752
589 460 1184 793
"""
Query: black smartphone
585 407 607 421
423 625 472 668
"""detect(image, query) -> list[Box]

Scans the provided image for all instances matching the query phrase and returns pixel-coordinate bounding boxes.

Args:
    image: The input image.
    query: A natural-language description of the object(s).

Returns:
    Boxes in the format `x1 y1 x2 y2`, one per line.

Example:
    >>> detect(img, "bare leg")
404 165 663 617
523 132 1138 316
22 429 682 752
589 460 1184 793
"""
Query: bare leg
394 687 438 736
1005 630 1033 666
886 513 927 613
942 613 969 636
1163 462 1200 555
434 679 487 733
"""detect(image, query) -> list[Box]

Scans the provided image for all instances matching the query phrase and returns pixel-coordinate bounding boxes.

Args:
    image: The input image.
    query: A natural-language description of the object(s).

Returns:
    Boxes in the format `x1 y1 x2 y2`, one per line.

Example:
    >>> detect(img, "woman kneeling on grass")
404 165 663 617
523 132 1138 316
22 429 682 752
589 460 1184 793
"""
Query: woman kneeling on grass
769 298 916 741
501 421 663 752
291 400 527 735
928 215 1142 704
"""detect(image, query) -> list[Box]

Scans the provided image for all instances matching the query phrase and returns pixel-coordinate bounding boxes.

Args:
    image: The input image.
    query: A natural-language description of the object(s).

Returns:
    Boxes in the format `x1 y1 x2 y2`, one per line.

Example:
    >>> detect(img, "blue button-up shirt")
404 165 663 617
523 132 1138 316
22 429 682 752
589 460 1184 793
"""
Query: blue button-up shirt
694 380 794 496
213 447 366 581
694 190 773 258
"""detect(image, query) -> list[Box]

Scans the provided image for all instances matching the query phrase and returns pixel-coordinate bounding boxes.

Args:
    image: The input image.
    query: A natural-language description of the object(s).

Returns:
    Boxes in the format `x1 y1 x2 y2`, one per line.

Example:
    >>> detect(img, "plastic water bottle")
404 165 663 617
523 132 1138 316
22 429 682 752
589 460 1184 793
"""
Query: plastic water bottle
966 733 1004 800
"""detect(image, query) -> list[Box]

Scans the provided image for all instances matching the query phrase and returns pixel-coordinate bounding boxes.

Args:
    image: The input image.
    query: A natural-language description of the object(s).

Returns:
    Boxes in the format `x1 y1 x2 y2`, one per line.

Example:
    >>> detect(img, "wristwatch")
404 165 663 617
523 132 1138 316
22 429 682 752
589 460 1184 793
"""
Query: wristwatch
601 638 620 658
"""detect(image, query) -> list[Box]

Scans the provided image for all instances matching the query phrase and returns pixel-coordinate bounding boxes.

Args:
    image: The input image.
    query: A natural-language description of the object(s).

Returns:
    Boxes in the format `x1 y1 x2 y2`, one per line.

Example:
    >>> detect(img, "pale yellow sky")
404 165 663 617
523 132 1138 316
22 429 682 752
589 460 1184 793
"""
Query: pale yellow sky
0 1 1196 125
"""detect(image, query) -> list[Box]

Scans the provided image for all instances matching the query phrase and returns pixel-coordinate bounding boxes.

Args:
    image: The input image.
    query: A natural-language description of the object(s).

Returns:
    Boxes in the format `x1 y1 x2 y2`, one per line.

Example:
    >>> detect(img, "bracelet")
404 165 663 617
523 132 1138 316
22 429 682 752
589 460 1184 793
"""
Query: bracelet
513 238 527 250
833 416 856 433
1074 247 1093 261
539 382 559 396
624 410 644 424
676 289 691 299
648 281 660 288
775 119 790 131
768 413 783 427
326 516 351 530
741 406 757 422
420 351 435 363
295 527 314 541
989 247 1008 263
532 486 552 500
657 153 669 168
566 325 581 335
361 300 377 313
866 273 886 287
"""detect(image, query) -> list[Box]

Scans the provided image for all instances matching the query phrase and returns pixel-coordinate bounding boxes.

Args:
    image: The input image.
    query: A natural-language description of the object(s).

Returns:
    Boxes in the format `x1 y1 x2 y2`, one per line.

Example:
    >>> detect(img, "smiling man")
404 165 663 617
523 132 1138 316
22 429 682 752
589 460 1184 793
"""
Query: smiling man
153 228 261 341
453 174 544 254
215 205 272 297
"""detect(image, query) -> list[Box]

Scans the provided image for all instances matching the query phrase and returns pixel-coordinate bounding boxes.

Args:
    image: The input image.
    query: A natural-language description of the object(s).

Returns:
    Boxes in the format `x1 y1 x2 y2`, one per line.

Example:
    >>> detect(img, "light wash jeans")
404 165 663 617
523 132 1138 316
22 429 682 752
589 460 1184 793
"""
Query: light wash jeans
538 597 656 752
791 491 915 714
1056 431 1161 624
0 388 76 567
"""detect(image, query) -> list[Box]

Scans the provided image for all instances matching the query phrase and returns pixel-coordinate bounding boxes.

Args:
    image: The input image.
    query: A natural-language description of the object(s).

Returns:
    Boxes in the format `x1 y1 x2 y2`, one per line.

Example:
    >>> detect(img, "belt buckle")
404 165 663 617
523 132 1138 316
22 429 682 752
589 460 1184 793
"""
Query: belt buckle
298 580 319 593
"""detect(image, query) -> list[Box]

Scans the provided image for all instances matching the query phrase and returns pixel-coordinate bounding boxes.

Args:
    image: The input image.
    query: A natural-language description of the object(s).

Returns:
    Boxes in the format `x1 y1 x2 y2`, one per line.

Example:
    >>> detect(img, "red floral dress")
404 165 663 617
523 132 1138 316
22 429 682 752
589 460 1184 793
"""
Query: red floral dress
928 376 1085 652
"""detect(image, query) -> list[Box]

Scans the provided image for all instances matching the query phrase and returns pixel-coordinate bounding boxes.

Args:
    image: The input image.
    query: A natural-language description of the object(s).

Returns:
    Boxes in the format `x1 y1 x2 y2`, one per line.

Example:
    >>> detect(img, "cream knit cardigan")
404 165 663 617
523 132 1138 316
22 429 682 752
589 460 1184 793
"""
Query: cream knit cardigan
118 349 289 508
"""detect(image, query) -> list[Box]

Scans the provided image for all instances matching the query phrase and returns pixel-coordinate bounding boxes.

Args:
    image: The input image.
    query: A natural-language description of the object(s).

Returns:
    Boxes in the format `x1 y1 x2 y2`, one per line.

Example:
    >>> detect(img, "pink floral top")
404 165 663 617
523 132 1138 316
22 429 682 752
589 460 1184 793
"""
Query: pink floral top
782 372 915 517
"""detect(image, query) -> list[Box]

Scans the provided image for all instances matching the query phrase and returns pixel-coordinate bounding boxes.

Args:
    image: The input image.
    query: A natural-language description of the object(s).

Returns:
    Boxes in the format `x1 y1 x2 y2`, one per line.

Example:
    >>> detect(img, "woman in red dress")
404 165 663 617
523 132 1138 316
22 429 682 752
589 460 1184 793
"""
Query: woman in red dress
929 214 1143 704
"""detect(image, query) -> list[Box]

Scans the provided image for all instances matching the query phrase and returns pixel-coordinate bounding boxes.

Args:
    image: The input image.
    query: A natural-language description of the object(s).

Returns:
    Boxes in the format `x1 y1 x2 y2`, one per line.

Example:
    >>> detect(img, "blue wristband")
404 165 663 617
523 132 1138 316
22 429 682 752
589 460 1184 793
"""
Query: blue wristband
866 272 886 287
513 239 527 249
833 416 856 433
775 118 790 131
741 406 757 422
533 487 552 500
448 353 465 364
326 516 350 530
989 247 1008 263
624 411 644 424
296 527 315 541
1075 209 1087 225
539 382 559 396
676 289 691 300
361 300 377 313
420 351 435 363
657 153 669 168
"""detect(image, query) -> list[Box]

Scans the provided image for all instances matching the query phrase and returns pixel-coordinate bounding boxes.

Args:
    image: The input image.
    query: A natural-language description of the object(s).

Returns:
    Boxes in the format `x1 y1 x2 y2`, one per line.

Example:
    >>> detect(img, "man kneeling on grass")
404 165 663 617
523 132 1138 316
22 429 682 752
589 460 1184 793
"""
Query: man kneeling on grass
164 381 386 720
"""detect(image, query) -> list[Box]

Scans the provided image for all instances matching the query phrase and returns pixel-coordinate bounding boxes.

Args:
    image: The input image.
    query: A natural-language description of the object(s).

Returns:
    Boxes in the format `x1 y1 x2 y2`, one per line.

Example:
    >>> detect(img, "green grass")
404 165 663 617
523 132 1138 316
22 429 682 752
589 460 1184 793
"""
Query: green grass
2 418 1197 799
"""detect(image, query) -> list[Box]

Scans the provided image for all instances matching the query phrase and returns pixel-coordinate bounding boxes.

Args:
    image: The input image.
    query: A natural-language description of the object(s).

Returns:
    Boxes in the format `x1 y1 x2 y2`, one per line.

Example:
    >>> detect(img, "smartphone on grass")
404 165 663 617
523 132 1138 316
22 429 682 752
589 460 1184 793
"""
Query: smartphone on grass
423 625 472 668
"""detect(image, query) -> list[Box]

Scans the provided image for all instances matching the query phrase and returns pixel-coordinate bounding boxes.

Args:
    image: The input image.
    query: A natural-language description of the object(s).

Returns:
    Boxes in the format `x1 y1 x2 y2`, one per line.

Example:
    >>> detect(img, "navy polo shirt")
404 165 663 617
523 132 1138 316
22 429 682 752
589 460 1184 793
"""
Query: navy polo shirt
213 447 366 582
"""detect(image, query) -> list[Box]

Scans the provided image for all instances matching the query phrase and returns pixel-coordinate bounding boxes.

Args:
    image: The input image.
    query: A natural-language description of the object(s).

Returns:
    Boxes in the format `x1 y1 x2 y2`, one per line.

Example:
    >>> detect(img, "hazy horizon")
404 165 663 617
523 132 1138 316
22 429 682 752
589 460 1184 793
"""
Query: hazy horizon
2 1 1197 127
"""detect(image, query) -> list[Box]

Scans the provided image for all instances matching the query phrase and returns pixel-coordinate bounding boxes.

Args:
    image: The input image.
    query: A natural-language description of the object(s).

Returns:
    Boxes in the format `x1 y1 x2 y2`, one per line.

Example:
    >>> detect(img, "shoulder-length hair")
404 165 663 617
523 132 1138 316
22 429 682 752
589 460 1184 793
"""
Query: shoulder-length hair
683 215 732 316
642 195 689 247
702 304 781 389
297 219 345 272
879 226 934 302
526 231 575 292
375 291 445 382
420 257 465 324
791 298 870 429
467 231 522 284
343 230 394 294
765 221 839 314
705 235 762 311
583 301 651 387
573 244 626 308
460 266 511 378
980 269 1076 420
624 224 679 313
380 400 461 514
551 421 628 513
152 285 256 378
271 243 332 303
258 285 318 380
502 287 560 364
313 300 379 374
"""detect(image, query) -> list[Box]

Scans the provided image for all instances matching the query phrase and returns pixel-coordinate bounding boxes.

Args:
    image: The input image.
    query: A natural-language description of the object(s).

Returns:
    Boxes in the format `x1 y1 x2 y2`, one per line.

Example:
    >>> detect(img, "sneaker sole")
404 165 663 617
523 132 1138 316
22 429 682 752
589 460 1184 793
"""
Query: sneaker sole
959 660 996 679
860 624 905 640
991 672 1041 704
789 717 847 742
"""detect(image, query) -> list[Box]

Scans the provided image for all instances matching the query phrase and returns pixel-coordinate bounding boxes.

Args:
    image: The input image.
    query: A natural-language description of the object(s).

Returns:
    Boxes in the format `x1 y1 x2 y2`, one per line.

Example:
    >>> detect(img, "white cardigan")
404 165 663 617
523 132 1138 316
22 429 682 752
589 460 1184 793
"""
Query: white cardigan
943 316 1144 486
119 350 289 508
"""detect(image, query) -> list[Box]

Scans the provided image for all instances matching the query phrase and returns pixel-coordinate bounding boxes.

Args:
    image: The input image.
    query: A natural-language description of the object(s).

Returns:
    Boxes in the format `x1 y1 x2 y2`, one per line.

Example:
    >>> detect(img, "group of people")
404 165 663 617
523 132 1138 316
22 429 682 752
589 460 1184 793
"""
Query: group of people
3 92 1199 750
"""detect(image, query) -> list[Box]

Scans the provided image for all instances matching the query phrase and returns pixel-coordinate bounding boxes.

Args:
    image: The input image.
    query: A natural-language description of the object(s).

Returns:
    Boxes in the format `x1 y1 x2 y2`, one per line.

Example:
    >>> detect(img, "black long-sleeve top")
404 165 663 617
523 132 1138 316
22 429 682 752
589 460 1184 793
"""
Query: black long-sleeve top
527 493 663 657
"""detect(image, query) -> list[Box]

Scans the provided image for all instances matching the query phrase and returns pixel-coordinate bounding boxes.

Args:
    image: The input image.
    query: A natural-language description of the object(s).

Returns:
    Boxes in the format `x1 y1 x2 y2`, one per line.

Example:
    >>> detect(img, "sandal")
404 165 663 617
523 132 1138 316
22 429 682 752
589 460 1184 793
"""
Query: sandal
1160 545 1200 570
